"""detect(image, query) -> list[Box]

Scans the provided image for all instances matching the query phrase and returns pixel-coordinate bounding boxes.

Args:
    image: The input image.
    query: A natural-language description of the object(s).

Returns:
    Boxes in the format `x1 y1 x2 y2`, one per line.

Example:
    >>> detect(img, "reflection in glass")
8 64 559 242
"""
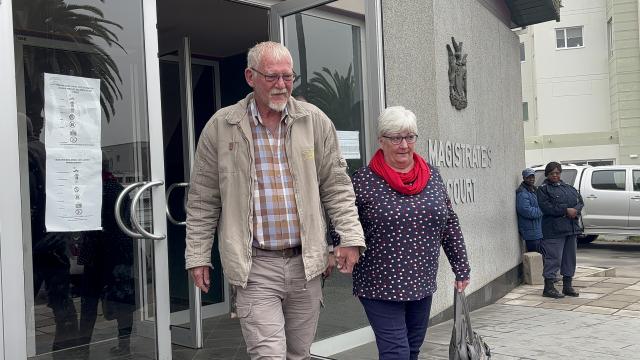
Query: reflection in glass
286 11 365 174
14 0 157 359
283 2 369 341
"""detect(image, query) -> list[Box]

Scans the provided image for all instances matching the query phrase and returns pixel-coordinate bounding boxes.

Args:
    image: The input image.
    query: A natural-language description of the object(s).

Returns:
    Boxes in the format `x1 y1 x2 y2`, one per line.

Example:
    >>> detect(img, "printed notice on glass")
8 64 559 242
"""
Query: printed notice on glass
45 148 103 232
44 73 101 148
44 73 103 231
337 130 361 159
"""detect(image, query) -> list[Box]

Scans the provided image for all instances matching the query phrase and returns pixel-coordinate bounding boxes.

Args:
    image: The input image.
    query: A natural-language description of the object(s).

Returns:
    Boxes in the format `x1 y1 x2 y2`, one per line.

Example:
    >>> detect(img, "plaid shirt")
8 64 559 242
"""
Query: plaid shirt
249 100 301 250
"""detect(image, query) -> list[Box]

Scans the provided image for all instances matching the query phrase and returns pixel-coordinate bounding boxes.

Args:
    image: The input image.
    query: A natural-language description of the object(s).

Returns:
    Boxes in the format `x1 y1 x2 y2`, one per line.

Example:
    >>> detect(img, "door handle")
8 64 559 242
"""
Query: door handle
586 195 598 199
130 180 166 240
166 182 189 226
631 196 640 200
115 182 146 239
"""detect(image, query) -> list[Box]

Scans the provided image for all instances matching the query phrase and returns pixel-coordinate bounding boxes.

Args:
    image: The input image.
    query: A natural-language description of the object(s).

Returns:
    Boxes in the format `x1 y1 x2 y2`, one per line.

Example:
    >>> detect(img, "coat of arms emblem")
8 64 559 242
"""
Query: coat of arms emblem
446 37 468 110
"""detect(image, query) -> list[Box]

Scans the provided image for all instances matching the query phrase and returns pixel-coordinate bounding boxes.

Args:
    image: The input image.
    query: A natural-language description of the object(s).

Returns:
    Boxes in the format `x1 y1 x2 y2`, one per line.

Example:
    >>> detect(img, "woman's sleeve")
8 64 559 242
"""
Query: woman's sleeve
536 186 567 217
438 173 471 281
329 169 365 246
574 188 585 213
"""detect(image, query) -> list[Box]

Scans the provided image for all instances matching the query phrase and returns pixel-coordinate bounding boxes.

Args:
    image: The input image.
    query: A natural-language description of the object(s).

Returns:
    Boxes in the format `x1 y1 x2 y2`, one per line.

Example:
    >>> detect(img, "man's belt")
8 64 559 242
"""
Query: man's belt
251 246 302 258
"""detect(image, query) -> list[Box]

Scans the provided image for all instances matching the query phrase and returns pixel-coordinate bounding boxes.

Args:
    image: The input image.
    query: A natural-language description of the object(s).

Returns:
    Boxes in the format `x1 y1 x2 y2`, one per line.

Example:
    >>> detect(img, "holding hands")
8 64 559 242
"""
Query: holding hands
334 246 360 274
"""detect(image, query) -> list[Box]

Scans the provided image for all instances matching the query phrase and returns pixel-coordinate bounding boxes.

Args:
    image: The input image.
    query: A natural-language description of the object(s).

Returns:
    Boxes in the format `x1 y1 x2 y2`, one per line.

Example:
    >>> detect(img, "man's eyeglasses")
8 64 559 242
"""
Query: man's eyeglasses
251 67 298 83
382 134 419 145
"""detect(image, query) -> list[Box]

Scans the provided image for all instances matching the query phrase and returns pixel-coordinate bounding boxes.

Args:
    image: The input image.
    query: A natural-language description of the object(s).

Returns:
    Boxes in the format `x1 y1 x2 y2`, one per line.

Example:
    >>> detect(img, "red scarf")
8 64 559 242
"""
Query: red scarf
368 149 430 195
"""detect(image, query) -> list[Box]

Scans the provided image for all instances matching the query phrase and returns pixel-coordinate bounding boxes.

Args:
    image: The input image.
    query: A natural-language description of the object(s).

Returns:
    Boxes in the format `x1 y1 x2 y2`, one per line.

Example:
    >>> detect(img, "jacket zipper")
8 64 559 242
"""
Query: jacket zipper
285 120 308 273
238 123 254 264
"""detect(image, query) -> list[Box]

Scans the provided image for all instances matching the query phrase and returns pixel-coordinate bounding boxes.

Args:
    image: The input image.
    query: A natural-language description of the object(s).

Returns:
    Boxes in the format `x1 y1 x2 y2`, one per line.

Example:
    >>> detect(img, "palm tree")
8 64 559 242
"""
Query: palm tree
294 65 363 131
293 65 364 173
13 0 124 136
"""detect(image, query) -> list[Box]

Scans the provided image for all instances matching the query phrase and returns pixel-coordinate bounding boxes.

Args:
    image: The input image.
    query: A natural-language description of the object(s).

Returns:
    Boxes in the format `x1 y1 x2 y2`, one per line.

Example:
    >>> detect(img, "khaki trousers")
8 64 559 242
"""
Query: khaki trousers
236 255 322 360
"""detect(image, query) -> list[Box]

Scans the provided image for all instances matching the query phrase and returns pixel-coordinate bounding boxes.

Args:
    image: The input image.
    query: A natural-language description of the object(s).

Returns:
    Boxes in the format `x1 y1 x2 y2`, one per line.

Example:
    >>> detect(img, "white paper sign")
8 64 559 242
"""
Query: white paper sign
44 73 103 232
337 130 361 160
45 148 103 232
44 73 101 148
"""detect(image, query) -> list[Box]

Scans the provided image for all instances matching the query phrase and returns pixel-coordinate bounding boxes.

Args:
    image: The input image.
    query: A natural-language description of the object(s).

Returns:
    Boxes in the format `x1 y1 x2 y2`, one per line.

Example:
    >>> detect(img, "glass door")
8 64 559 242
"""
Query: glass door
159 37 228 349
271 0 369 173
10 0 171 359
269 0 383 356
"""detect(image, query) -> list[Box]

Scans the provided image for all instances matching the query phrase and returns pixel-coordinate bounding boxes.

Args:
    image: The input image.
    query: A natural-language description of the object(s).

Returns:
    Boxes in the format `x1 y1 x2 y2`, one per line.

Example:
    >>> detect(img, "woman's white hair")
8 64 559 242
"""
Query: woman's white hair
247 41 293 70
377 106 418 137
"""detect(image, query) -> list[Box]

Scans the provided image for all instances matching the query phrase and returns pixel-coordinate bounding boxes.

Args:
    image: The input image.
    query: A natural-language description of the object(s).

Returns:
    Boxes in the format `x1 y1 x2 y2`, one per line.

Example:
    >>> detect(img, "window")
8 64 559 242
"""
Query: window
586 159 614 167
633 170 640 192
522 102 529 121
520 42 525 62
591 170 626 191
607 18 614 57
561 159 615 166
556 26 583 49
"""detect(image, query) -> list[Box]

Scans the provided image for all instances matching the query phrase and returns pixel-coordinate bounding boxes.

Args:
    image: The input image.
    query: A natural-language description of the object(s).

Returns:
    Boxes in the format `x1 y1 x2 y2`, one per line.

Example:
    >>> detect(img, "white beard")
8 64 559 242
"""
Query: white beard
268 89 289 112
269 101 287 112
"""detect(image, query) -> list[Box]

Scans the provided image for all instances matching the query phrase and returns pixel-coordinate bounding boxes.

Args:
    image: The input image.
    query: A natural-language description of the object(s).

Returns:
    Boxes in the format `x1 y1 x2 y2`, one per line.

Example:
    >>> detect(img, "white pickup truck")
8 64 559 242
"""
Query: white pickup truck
532 165 640 243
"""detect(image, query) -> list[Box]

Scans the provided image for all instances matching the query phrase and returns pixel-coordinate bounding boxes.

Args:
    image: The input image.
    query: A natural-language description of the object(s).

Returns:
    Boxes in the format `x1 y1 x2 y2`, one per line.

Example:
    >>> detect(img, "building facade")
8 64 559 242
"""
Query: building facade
520 0 640 167
0 0 558 359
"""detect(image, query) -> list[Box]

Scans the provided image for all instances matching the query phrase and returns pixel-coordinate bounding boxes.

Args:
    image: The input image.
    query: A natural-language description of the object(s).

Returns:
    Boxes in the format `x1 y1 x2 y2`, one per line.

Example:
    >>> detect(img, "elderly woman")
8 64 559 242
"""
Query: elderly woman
350 106 471 360
536 162 583 299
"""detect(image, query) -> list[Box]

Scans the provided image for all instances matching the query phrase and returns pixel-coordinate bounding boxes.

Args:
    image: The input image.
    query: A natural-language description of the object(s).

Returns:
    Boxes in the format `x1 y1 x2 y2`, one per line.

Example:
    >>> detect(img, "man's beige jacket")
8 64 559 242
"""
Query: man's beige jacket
185 94 365 287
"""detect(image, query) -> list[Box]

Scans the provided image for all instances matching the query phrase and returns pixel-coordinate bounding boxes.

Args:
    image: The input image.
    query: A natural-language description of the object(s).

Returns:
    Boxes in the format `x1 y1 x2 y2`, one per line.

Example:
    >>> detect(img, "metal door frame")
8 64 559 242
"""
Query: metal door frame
0 0 29 358
0 0 173 358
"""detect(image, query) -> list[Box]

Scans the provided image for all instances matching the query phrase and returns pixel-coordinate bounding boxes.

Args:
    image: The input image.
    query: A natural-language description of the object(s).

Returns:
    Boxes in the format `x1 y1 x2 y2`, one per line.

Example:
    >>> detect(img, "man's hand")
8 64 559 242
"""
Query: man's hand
566 208 578 219
334 246 360 274
455 279 470 293
190 266 210 293
323 253 337 279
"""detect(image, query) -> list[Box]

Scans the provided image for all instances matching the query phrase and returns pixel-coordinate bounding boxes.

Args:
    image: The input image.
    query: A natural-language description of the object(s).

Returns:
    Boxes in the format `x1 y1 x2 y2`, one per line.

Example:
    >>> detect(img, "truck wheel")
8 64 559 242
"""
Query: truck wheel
578 235 598 244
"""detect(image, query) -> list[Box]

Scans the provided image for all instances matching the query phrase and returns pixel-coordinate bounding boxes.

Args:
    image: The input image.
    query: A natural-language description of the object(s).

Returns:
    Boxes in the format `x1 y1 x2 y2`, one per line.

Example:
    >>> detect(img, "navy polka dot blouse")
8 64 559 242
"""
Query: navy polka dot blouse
350 164 471 301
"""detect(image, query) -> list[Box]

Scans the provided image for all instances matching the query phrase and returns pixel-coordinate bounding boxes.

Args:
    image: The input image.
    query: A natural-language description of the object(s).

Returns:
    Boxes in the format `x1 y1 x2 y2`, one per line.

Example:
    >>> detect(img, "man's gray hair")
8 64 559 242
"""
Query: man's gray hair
377 106 418 137
247 41 293 70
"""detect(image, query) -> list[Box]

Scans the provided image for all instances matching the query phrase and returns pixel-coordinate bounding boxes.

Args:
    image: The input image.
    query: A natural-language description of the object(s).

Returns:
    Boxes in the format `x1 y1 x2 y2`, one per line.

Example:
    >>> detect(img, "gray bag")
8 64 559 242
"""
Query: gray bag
449 290 491 360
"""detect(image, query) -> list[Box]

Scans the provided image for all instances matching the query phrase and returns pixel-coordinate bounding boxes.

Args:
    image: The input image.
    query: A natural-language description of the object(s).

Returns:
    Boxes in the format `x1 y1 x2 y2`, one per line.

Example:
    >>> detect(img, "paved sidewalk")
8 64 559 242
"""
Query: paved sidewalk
334 267 640 359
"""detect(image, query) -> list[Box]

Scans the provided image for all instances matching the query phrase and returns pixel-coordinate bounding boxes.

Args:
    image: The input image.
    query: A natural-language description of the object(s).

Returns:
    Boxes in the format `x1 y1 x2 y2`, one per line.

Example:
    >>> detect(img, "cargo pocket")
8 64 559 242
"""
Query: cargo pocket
236 304 252 319
235 304 256 344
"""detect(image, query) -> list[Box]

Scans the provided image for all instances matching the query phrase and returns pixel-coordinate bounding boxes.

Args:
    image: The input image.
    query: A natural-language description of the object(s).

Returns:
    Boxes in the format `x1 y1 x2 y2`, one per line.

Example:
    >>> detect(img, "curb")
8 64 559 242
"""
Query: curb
576 265 616 278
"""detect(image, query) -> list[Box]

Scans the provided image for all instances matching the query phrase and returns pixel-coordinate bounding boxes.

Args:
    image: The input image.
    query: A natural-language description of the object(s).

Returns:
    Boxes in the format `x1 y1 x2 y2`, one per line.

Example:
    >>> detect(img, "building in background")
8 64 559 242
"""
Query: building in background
519 0 640 167
0 0 560 359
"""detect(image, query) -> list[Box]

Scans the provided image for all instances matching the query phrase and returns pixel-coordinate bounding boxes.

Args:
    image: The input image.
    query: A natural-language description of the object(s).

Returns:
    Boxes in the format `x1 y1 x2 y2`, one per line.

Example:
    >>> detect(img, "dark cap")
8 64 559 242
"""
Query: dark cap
522 168 535 178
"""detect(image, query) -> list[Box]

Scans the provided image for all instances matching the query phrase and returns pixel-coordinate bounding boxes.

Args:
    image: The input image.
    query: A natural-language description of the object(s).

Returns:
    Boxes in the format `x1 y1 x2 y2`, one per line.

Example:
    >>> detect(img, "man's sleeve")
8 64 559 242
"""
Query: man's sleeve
516 191 543 219
315 114 365 250
185 119 222 269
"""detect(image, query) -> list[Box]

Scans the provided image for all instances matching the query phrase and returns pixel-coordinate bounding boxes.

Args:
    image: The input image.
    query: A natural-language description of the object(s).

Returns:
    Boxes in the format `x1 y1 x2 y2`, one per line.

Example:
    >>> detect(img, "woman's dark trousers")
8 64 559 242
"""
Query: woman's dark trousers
541 235 577 279
360 296 433 360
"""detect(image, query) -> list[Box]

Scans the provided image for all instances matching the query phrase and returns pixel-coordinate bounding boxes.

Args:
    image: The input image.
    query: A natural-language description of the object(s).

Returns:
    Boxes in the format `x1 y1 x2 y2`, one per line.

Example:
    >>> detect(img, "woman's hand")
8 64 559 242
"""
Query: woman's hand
566 208 578 219
455 279 470 293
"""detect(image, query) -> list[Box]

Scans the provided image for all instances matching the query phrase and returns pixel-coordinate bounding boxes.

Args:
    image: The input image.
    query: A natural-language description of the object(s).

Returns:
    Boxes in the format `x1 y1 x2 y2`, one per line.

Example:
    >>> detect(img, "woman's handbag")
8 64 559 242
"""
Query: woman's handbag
449 290 491 360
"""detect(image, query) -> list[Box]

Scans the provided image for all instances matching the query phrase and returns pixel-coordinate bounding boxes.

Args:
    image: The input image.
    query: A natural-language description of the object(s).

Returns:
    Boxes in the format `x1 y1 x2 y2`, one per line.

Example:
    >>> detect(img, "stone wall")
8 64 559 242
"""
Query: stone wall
382 0 525 316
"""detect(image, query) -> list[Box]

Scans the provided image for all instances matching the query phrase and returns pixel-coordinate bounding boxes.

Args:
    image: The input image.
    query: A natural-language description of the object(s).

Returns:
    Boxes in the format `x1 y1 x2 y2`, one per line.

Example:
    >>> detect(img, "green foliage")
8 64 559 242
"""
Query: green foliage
14 0 124 123
294 65 363 131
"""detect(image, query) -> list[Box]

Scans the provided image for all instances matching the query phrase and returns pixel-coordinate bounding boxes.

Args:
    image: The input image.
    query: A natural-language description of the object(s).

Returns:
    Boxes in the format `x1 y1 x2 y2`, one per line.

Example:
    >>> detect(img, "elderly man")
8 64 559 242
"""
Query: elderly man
184 41 365 359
